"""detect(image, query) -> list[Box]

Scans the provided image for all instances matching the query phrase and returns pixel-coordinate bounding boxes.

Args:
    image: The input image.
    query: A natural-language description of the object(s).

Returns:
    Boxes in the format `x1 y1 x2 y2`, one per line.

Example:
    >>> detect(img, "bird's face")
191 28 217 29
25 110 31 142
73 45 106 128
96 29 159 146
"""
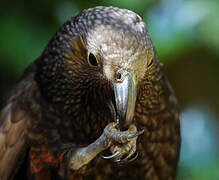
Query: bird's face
83 24 154 128
38 7 155 129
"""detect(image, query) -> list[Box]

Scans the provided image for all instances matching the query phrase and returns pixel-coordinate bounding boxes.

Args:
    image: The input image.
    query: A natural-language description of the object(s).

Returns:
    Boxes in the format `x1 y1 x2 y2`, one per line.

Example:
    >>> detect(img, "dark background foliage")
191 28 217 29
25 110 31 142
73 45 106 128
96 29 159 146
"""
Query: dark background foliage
1 0 219 179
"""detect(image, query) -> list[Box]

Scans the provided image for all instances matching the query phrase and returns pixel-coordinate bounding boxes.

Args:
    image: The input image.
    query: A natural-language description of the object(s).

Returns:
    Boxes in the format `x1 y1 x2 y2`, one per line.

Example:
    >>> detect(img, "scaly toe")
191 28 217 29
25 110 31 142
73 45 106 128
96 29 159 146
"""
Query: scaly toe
127 129 145 140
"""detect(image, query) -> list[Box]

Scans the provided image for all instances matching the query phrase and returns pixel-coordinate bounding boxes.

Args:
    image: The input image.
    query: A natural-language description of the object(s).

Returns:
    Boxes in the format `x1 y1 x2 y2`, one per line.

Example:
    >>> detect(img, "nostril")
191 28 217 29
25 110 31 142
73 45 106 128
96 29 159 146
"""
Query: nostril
116 72 122 80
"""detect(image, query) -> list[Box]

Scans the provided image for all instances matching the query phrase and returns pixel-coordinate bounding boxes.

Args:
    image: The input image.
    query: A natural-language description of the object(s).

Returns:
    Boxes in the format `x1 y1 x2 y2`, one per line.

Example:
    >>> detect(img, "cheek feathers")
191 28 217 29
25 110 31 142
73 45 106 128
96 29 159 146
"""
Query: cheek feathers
103 64 115 81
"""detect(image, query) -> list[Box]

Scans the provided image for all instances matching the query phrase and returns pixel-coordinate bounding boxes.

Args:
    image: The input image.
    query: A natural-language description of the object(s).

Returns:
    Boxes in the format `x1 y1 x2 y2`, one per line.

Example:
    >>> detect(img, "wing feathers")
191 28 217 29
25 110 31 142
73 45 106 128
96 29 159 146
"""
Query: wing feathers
6 117 26 147
0 136 25 180
0 101 29 180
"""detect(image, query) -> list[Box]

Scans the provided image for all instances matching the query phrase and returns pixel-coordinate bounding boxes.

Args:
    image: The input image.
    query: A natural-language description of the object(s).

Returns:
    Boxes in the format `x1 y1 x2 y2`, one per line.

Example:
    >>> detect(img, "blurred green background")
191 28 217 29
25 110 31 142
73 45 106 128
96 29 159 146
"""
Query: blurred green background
1 0 219 179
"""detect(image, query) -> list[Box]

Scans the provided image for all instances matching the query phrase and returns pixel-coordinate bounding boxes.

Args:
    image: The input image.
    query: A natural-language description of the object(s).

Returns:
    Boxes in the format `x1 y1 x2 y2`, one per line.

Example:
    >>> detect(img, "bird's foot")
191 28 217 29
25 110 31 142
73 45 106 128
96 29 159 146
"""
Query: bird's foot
101 122 144 163
66 122 143 172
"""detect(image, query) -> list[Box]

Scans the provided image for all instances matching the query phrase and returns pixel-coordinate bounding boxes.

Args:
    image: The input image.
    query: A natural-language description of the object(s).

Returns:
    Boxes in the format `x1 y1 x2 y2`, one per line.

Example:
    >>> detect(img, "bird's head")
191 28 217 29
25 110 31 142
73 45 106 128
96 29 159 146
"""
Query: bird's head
36 6 155 129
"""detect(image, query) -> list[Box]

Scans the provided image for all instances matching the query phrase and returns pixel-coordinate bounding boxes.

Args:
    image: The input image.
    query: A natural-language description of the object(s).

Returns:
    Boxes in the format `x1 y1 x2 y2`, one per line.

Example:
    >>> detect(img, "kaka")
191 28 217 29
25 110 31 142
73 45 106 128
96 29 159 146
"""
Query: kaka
0 6 181 180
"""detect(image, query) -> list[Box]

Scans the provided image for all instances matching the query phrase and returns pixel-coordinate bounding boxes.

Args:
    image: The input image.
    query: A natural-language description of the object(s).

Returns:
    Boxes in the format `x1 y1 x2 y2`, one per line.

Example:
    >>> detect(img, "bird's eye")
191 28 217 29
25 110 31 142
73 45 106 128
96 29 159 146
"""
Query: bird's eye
88 52 99 66
147 58 153 67
146 49 154 68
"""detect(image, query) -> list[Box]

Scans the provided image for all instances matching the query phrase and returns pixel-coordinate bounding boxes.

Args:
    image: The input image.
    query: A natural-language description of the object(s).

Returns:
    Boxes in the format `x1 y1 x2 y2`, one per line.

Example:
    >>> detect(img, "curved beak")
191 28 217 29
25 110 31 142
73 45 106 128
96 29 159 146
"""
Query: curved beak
113 70 137 129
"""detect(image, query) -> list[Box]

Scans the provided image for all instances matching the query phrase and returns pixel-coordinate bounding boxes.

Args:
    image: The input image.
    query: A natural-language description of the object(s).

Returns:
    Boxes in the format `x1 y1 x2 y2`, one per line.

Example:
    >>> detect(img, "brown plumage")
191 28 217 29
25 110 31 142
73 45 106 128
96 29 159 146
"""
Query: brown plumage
0 6 180 180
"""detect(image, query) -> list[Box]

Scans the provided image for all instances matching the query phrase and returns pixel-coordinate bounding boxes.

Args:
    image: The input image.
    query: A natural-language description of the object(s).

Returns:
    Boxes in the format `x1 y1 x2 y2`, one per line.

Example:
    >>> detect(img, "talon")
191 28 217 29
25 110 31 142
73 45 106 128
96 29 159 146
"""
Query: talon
127 152 139 162
101 151 120 160
119 152 139 163
114 158 121 163
120 148 135 162
127 129 144 140
115 152 139 164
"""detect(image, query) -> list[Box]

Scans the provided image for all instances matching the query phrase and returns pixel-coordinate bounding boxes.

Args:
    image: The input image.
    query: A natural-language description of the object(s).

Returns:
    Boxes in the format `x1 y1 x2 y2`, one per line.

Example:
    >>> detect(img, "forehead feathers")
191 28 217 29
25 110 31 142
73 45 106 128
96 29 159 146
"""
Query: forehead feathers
76 6 148 45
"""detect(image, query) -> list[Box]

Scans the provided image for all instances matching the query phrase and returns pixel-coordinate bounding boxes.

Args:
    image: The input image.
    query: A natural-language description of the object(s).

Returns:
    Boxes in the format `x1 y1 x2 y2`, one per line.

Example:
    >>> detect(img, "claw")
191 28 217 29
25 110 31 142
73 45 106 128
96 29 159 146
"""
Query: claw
120 148 135 162
101 151 120 160
127 152 139 162
127 129 145 140
114 158 121 163
115 152 139 164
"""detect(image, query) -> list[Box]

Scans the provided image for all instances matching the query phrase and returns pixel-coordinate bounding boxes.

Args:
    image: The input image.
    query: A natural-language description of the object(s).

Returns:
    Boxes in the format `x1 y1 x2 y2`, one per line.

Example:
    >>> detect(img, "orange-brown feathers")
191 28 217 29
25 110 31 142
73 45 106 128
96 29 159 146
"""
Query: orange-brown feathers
65 36 87 70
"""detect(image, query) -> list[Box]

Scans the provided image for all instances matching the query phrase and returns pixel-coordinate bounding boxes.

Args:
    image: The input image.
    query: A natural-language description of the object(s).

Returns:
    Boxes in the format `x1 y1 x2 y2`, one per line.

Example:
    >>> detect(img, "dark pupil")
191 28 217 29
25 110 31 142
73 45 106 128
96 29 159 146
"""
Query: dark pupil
89 53 98 66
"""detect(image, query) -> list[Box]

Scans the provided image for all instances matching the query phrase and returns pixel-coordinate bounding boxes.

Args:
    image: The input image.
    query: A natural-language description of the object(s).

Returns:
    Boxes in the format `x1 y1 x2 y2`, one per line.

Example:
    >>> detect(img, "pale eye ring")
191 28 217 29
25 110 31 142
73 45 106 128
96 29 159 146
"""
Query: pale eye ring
88 52 99 66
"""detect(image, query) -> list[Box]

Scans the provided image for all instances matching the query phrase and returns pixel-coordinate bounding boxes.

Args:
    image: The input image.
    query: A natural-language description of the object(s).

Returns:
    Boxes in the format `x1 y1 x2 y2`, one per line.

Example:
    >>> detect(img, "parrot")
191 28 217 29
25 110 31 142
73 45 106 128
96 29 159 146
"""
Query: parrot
0 6 181 180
